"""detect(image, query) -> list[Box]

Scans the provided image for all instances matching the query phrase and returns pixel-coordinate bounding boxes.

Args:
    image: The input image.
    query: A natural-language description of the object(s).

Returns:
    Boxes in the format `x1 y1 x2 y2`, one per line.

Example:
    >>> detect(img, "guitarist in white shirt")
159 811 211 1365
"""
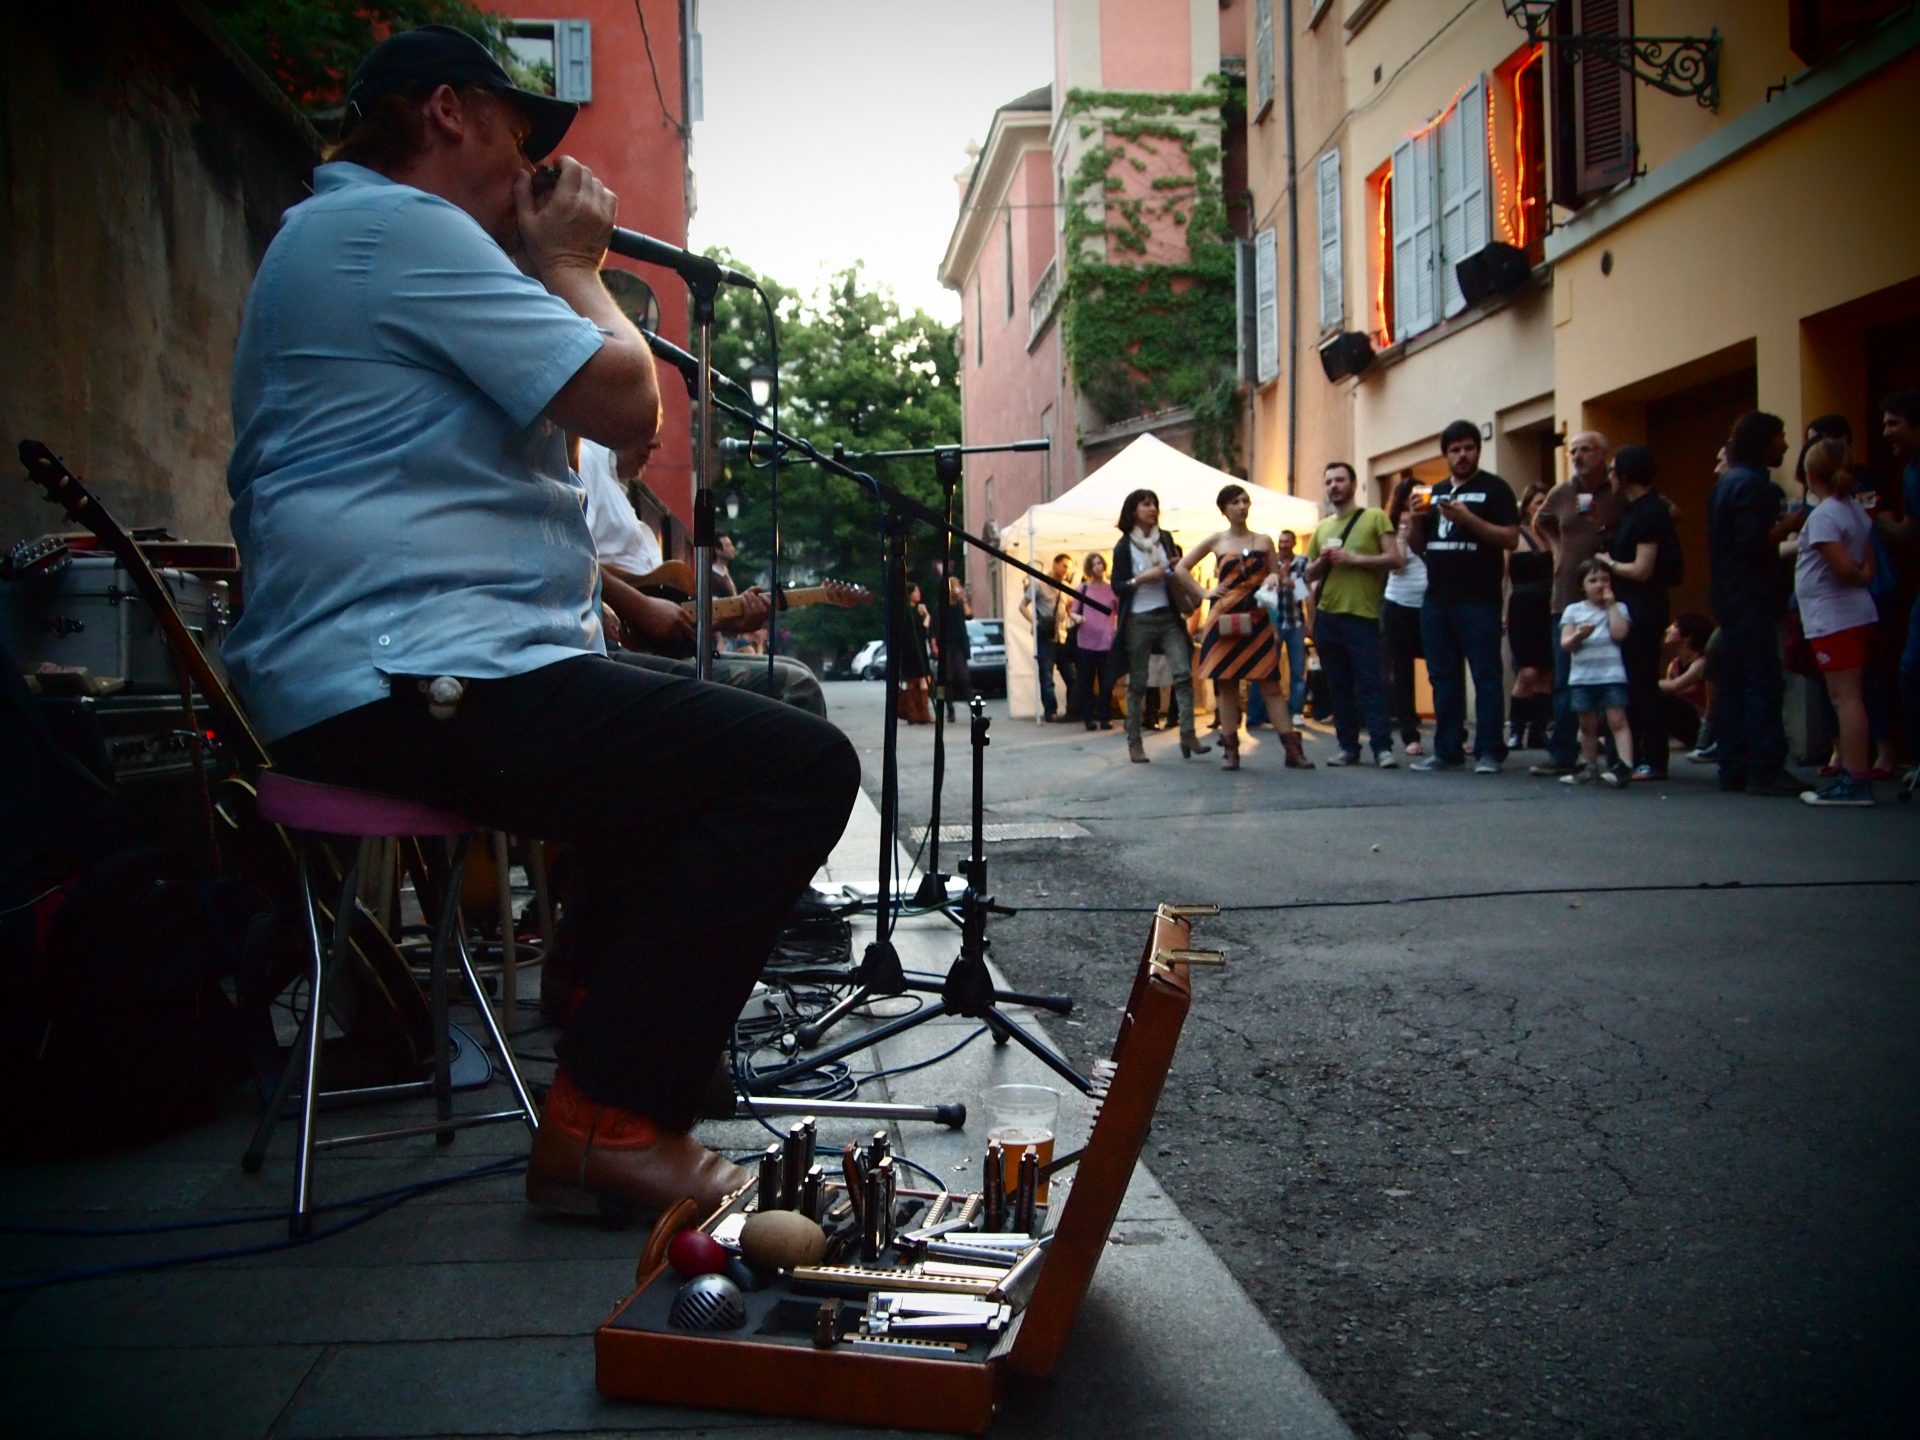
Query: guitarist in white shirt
577 438 826 716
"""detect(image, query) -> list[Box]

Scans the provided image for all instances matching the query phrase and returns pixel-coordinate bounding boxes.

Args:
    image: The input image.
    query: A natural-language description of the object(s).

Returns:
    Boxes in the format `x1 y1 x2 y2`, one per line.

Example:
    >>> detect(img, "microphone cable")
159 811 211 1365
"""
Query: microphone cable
0 1156 525 1296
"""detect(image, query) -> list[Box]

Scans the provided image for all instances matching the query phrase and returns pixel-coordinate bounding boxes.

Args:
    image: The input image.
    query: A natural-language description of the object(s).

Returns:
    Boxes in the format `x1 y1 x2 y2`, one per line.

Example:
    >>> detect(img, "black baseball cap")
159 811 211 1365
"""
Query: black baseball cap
344 24 577 162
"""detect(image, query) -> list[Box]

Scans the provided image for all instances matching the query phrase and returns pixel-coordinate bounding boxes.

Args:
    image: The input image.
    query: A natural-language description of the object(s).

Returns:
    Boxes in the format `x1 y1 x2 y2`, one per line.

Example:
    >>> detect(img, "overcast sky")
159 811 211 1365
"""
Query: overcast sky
687 0 1054 323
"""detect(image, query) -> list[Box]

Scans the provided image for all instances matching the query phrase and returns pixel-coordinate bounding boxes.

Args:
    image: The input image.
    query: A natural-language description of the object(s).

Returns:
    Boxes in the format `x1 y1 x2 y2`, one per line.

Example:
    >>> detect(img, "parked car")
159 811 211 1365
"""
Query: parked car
851 639 887 680
966 617 1006 697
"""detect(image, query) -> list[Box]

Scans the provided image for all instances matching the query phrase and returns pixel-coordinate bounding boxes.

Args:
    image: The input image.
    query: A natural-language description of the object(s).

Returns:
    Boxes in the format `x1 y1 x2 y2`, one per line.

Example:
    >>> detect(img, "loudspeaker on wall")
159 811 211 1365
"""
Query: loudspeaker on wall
1454 242 1531 307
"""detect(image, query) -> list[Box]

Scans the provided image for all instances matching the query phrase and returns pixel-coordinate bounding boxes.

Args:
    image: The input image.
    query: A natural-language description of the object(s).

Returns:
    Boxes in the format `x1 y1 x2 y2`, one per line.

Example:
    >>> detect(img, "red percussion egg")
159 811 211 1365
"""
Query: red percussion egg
667 1228 729 1277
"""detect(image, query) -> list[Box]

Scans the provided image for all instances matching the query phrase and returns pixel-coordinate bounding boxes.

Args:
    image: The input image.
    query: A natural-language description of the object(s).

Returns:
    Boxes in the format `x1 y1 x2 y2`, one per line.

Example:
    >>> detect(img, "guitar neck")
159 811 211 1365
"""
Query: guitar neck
699 587 841 625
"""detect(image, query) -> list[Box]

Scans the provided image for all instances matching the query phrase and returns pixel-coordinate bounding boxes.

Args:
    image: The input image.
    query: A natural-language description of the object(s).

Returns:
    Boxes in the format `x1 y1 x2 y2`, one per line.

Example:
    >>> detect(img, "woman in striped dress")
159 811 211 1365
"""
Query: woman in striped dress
1176 484 1314 772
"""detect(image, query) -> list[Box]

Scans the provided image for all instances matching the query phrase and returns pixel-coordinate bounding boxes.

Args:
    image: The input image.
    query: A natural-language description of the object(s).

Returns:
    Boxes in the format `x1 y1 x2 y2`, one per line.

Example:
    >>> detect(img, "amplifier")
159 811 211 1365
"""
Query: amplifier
1 554 228 691
36 692 213 858
37 693 208 779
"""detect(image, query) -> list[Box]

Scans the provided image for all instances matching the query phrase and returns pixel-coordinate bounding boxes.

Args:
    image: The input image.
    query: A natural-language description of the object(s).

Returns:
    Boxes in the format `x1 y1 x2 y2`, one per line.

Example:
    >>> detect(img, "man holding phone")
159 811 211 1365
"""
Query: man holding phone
1410 421 1520 773
1530 431 1623 775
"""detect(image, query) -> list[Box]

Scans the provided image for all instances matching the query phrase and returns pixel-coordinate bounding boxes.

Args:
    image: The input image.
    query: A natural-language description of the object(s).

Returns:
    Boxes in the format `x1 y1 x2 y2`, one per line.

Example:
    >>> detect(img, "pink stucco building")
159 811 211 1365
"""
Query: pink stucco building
939 0 1248 614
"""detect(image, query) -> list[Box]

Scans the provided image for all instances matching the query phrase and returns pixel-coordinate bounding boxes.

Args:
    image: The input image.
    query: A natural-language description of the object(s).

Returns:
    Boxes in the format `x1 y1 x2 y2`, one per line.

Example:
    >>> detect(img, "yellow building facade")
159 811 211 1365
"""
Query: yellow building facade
1246 0 1920 620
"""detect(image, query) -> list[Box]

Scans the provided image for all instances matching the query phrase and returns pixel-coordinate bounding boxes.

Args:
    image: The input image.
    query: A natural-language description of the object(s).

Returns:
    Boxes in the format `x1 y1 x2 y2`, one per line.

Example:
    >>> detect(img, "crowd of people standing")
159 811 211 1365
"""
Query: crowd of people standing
972 393 1920 809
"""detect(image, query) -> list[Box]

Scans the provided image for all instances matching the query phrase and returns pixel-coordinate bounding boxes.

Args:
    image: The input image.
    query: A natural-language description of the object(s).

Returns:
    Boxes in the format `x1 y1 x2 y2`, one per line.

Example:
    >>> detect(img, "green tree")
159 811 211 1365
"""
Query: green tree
705 260 962 669
204 0 504 109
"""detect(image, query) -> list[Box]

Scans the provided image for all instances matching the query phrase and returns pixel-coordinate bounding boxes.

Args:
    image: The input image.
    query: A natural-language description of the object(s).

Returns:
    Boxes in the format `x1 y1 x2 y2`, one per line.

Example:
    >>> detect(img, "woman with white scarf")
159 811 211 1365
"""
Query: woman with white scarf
1109 488 1211 763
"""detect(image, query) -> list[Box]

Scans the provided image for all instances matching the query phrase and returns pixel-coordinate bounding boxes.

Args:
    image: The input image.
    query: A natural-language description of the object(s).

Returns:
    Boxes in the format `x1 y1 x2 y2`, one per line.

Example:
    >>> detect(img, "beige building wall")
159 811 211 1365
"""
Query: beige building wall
1337 0 1555 503
1242 0 1353 506
1547 12 1920 619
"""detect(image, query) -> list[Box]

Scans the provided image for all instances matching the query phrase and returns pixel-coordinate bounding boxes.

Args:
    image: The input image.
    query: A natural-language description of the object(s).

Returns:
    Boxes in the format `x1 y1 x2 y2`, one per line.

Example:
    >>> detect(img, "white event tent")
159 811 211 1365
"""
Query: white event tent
996 433 1322 720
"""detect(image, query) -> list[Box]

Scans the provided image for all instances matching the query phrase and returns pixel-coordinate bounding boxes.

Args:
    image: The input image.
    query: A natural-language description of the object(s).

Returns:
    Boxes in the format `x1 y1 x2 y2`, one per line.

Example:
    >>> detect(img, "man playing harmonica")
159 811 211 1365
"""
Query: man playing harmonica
223 26 857 1218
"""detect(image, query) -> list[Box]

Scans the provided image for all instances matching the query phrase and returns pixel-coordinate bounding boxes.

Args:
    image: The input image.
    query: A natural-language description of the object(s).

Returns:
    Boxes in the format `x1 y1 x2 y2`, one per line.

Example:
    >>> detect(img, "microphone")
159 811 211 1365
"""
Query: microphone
529 168 751 288
717 437 783 459
608 228 754 288
640 331 753 405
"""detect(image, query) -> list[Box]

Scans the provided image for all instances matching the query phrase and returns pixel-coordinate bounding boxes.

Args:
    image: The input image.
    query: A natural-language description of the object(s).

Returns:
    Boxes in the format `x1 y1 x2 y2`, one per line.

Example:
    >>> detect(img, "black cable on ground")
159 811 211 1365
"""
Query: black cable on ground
1003 876 1917 915
0 1156 526 1296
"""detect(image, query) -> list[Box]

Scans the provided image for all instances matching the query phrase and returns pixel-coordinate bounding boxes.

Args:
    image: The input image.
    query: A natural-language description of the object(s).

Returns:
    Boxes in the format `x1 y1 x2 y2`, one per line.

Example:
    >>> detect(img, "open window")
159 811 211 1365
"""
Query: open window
1368 161 1394 346
1491 43 1548 261
504 19 592 103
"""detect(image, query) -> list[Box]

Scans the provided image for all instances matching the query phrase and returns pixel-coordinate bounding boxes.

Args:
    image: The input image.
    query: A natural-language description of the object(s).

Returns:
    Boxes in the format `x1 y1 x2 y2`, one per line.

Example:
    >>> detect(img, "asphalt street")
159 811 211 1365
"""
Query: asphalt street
826 677 1920 1440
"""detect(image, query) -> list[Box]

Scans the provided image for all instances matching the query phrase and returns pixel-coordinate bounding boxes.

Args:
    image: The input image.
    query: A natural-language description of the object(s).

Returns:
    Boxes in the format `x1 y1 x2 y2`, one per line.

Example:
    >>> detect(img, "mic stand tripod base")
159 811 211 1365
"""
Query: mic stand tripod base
910 870 953 908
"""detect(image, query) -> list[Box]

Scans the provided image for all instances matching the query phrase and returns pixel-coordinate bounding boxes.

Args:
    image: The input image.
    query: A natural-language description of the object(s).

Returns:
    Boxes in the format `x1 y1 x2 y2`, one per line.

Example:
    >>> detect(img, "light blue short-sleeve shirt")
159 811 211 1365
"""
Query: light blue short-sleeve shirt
225 162 607 741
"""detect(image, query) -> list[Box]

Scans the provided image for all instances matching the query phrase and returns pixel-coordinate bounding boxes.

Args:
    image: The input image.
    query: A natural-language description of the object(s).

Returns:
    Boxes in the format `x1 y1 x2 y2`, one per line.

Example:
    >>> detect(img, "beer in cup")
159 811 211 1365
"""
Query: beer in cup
984 1084 1060 1203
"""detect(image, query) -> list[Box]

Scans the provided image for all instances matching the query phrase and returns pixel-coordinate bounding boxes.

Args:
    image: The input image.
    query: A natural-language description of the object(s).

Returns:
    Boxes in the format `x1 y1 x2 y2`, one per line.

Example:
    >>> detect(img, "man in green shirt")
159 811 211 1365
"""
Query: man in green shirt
1306 462 1402 766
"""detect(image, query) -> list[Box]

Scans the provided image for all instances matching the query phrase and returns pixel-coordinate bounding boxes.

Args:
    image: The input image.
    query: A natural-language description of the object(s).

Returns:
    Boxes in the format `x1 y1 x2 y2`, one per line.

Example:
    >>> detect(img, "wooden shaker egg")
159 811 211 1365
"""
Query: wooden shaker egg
739 1210 828 1269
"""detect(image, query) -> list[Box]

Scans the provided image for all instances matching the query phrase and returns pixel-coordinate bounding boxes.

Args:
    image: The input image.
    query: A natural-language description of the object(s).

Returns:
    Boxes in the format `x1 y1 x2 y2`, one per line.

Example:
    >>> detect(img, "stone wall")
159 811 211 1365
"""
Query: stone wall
1 1 317 548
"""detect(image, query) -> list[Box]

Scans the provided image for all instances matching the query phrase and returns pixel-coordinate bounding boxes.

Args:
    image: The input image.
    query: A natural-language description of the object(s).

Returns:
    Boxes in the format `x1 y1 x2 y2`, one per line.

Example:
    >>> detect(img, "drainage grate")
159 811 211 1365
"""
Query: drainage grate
915 821 1090 845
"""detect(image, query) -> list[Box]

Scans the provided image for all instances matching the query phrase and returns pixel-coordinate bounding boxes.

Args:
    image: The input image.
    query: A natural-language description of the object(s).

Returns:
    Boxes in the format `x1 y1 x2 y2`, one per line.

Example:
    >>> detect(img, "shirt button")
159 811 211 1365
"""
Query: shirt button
378 635 391 647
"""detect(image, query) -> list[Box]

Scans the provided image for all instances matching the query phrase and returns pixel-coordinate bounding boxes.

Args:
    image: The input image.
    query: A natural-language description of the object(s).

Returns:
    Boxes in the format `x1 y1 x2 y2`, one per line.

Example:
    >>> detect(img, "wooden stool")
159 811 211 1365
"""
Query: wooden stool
241 773 540 1237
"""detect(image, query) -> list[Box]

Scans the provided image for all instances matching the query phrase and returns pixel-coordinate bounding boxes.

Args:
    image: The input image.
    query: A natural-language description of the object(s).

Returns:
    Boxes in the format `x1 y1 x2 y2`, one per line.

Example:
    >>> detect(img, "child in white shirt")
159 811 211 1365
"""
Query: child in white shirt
1559 559 1634 788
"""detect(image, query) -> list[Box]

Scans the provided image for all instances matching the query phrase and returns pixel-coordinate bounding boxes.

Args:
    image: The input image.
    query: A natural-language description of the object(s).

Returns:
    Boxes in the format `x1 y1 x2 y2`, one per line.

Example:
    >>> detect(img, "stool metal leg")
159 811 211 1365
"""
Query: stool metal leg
451 920 541 1135
526 839 554 961
242 855 325 1174
290 837 364 1237
492 830 517 1034
427 836 472 1145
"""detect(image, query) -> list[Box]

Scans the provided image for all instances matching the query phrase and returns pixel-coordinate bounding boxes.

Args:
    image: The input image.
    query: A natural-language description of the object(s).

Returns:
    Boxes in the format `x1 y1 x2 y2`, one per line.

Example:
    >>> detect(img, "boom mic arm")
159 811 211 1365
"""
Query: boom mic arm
640 330 754 405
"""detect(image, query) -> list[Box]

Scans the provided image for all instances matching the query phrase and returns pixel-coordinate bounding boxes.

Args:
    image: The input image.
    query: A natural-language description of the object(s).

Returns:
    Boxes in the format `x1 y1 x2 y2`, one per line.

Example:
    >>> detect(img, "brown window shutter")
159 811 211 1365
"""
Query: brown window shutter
1548 0 1581 211
1572 0 1637 196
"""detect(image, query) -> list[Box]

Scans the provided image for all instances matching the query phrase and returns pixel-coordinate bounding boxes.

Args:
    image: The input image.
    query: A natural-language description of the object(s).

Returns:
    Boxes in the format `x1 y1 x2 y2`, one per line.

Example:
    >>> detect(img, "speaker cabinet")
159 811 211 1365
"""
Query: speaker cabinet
1454 242 1531 307
1318 331 1376 383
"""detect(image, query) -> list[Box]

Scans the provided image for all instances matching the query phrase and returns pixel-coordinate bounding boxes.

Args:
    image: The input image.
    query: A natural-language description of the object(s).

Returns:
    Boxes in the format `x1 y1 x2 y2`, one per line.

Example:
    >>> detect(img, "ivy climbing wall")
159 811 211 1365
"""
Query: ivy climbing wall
1058 79 1243 470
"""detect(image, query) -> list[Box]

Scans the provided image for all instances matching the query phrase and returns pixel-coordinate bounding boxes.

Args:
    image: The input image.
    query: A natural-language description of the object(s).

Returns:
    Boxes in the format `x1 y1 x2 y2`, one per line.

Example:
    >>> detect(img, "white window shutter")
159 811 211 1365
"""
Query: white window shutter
1392 136 1439 341
1440 74 1487 317
1255 227 1279 385
1459 75 1489 283
1410 132 1439 336
1316 150 1343 333
687 30 704 122
1256 0 1275 119
1391 139 1416 343
556 21 592 103
1236 239 1254 382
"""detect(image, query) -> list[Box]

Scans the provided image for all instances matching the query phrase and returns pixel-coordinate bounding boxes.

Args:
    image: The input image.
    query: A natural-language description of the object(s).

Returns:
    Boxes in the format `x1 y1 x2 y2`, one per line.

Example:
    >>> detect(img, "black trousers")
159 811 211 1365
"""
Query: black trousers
272 655 859 1130
1380 599 1424 744
1621 600 1669 775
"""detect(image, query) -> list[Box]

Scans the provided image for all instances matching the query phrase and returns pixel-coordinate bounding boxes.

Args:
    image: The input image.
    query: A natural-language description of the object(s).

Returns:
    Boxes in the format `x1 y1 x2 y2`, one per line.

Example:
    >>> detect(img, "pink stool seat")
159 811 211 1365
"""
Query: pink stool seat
256 771 476 837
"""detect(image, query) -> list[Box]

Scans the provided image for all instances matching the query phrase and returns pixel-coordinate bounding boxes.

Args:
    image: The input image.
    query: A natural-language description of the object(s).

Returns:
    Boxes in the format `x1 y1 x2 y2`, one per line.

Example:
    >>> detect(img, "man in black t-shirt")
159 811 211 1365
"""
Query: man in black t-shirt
1597 444 1680 779
1411 419 1520 771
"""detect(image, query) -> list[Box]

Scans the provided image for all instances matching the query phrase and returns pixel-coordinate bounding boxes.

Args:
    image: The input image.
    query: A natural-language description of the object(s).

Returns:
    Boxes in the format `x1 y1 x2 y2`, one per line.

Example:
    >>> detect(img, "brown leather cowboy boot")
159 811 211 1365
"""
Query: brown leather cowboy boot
527 1071 749 1226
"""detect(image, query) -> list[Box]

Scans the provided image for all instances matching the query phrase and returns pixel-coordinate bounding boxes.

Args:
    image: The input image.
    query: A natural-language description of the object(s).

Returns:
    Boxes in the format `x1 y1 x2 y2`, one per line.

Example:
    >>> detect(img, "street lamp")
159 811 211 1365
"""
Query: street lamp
747 362 776 410
724 489 741 521
1501 0 1720 110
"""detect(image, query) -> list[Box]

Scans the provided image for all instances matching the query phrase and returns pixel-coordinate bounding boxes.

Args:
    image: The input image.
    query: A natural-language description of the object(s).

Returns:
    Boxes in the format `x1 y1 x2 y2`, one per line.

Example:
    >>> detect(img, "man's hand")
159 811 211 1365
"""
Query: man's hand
515 157 617 279
718 587 773 635
618 590 696 655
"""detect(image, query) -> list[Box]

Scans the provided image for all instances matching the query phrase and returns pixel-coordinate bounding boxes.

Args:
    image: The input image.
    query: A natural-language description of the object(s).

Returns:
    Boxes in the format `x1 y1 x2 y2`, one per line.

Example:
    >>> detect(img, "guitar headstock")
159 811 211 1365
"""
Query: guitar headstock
1 535 71 582
820 579 873 608
17 440 94 526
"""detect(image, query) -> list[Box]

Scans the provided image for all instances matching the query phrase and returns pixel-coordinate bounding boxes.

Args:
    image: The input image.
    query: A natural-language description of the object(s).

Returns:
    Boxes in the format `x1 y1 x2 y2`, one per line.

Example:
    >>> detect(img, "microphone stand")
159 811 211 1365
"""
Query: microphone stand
711 410 1105 1096
686 270 719 679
